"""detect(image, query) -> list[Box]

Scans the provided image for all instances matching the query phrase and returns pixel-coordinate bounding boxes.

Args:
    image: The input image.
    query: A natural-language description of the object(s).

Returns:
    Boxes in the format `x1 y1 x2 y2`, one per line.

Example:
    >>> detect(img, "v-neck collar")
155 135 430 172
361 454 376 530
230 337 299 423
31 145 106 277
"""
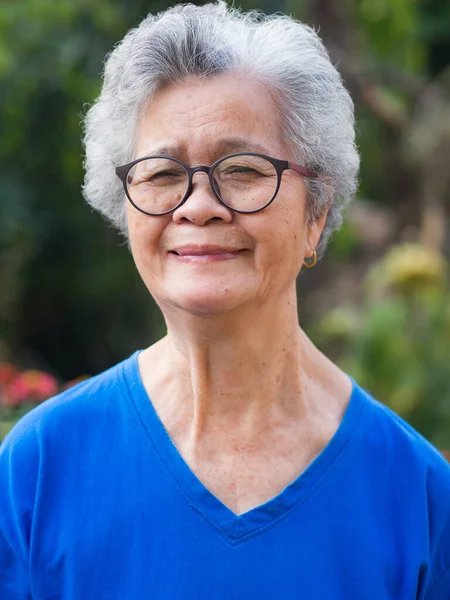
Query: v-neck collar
122 351 366 544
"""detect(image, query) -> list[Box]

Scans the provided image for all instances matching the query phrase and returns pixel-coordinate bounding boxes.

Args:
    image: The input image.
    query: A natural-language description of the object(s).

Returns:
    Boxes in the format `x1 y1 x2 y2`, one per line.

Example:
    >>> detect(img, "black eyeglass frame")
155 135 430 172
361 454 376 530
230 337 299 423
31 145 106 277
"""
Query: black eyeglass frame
115 152 317 216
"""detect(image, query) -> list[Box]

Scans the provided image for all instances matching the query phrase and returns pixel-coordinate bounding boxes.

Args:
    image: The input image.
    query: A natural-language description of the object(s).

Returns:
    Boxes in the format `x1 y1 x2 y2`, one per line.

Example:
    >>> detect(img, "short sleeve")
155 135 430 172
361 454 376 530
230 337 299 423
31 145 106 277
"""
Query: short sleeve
0 418 39 599
421 453 450 600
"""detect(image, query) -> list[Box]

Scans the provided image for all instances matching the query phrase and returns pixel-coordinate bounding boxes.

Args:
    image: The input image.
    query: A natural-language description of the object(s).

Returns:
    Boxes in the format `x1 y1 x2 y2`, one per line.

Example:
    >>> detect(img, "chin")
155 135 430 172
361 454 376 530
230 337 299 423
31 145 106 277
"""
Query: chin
163 286 247 317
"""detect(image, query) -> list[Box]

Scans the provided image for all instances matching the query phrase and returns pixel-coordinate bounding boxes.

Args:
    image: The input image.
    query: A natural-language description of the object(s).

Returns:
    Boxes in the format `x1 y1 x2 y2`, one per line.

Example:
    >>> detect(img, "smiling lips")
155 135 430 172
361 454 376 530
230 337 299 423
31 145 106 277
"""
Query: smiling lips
169 245 246 262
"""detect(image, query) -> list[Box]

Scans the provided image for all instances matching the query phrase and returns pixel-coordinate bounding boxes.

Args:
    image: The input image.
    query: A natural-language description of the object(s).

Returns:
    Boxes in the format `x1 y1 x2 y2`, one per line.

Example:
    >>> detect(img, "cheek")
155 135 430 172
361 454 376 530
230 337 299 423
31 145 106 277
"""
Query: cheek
278 180 308 223
251 211 306 278
264 194 307 257
126 205 143 248
127 208 168 273
269 225 306 287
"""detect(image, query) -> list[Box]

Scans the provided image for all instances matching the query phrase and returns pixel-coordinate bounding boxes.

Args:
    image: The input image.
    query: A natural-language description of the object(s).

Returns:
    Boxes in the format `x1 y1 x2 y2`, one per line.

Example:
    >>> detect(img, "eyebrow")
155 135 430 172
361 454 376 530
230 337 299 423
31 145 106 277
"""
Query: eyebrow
140 138 272 160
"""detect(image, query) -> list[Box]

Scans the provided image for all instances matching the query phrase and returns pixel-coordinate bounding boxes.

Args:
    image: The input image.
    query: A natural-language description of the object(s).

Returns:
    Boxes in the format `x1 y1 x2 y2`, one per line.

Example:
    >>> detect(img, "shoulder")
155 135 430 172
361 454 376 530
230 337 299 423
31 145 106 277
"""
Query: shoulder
0 351 140 539
0 351 140 460
353 380 450 479
352 380 450 588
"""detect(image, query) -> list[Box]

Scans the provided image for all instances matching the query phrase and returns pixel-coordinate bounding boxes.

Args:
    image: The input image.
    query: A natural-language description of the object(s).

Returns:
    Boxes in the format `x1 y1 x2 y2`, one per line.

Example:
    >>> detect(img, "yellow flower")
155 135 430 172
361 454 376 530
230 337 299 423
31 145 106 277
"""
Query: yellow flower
374 243 447 293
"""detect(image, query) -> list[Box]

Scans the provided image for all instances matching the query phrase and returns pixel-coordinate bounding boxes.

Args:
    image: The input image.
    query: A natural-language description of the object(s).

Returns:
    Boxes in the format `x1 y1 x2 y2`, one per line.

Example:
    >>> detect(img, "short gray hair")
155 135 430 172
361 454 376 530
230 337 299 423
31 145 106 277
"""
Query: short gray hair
82 1 359 257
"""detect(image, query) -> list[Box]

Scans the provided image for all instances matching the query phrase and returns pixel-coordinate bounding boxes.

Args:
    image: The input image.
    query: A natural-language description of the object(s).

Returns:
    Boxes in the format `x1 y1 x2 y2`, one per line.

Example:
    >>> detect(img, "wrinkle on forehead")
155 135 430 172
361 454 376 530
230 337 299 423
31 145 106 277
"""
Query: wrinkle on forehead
136 138 274 161
136 75 287 162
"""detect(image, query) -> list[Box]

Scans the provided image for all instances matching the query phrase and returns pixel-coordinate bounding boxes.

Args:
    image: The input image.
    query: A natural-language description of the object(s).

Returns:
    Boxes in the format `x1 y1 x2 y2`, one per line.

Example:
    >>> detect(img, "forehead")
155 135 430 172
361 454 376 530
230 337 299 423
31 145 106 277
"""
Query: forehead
135 75 286 159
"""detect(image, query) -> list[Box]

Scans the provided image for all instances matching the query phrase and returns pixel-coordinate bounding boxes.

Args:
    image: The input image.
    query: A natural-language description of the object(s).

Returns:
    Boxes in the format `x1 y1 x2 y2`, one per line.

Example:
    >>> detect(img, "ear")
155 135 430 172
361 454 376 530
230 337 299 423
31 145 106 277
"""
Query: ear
305 207 329 253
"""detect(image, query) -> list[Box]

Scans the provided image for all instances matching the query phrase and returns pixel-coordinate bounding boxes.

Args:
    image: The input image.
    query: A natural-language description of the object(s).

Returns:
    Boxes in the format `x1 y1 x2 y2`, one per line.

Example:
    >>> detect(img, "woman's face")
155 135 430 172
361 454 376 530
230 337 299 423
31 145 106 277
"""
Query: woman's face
127 75 326 317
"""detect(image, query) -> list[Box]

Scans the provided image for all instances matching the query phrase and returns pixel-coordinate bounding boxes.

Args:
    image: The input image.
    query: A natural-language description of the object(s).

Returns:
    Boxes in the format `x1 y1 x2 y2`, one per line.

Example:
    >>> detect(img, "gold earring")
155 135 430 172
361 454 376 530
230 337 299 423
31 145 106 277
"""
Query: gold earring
303 249 317 268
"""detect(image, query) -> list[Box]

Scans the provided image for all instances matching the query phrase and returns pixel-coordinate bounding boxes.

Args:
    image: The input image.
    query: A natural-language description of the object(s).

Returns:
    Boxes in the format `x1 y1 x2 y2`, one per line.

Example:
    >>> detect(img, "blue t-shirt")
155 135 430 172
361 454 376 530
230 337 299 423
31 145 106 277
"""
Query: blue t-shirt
1 351 450 599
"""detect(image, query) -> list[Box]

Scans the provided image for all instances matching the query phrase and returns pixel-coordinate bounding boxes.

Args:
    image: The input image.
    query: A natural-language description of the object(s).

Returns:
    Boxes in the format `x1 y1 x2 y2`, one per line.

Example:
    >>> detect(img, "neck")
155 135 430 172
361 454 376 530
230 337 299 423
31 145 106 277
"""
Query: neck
140 286 333 442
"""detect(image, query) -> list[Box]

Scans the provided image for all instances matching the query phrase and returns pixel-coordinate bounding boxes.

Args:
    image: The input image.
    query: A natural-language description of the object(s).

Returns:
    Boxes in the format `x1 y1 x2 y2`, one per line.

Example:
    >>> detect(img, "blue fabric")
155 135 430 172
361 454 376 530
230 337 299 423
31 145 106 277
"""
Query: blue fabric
1 351 450 599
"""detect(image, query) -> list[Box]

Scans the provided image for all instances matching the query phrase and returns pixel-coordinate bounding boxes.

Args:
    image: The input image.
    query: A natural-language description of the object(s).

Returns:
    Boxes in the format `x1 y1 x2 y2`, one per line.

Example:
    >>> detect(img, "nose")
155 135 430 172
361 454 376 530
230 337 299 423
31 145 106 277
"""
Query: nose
172 170 233 226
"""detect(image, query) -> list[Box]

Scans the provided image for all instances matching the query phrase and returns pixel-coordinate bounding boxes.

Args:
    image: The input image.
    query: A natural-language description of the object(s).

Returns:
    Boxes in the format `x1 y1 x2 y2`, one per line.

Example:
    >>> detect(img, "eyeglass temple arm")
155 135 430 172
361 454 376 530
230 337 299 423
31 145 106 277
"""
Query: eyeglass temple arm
287 162 316 178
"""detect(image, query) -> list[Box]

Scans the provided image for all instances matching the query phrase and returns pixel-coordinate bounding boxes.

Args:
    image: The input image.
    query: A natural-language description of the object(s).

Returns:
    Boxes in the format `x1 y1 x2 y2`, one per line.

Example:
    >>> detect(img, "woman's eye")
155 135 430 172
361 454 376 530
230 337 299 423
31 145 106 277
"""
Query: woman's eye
225 166 259 175
134 170 184 185
231 166 253 172
131 172 173 186
150 170 180 180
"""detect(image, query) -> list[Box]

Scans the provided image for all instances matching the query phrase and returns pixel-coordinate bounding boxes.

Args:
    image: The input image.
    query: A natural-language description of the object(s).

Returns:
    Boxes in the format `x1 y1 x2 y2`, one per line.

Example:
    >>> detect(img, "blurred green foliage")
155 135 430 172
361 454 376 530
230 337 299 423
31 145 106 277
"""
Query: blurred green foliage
0 0 172 377
0 0 449 444
313 244 450 447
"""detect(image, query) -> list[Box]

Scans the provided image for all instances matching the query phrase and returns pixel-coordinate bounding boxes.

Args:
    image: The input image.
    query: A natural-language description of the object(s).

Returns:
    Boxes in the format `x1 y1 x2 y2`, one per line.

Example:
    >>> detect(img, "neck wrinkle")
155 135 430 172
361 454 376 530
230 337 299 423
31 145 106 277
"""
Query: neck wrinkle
152 286 310 439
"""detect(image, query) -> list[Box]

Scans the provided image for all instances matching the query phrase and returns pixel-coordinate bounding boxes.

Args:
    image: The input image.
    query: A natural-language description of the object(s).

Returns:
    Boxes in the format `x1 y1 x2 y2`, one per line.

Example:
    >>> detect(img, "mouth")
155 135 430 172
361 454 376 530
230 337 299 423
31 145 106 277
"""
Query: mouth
169 245 247 262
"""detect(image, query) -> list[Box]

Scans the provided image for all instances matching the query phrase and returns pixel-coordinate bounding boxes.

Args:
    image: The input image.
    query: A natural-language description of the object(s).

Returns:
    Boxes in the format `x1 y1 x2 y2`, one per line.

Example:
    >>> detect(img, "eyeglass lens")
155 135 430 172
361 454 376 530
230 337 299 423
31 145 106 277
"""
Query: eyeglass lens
125 154 278 214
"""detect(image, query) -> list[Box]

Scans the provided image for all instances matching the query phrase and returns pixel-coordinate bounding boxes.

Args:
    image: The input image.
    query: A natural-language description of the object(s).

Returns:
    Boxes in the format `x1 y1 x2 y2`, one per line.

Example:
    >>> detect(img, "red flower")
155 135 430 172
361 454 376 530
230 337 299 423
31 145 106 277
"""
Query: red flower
6 370 59 405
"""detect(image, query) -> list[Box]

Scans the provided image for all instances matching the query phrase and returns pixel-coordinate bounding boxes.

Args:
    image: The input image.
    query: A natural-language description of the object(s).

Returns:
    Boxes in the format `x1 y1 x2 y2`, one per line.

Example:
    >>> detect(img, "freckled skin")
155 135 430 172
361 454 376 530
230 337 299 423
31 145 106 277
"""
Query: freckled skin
127 75 325 317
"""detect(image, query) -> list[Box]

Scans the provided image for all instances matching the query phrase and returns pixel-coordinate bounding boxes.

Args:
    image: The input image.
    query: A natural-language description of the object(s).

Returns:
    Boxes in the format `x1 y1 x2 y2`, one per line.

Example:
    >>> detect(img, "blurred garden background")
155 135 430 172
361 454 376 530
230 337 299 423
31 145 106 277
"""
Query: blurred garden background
0 0 449 445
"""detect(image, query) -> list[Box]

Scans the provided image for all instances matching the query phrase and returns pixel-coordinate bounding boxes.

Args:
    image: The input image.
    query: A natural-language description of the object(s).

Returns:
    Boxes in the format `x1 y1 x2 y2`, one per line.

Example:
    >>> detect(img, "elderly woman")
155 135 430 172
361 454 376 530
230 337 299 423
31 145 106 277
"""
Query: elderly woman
1 2 450 599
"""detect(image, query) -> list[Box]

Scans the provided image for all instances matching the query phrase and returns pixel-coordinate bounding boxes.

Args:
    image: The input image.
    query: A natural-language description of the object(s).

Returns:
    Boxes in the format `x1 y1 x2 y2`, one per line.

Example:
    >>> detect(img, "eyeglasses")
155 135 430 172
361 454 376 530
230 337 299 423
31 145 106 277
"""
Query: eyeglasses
115 152 316 216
